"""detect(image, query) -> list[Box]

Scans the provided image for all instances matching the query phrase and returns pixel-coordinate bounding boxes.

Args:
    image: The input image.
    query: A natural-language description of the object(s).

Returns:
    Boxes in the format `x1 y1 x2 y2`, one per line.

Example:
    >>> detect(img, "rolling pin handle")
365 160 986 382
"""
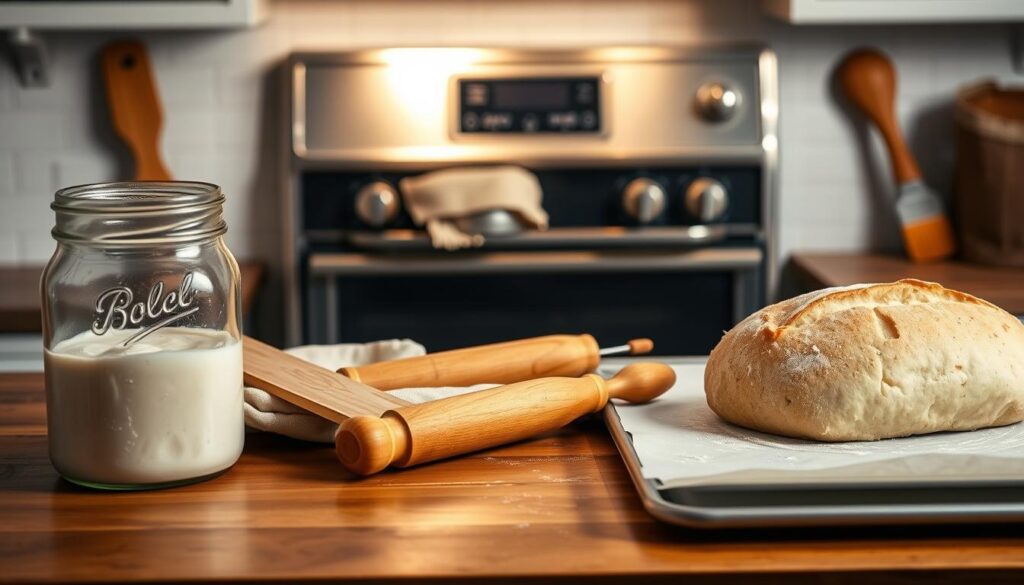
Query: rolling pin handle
336 414 410 475
337 366 361 383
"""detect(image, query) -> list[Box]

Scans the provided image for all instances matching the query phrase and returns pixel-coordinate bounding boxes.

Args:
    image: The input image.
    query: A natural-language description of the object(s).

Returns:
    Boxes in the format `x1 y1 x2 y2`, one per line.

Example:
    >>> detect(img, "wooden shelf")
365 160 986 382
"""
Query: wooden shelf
791 252 1024 315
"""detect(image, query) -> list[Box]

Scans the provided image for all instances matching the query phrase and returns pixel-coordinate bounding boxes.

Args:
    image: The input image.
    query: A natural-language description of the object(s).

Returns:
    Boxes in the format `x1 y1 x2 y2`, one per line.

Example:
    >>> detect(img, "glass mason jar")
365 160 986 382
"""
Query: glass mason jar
41 181 244 490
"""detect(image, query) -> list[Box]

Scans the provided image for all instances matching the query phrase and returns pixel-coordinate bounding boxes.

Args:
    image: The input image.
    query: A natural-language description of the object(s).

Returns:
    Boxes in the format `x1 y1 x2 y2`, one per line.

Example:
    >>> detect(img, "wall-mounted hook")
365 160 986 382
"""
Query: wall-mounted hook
7 27 49 88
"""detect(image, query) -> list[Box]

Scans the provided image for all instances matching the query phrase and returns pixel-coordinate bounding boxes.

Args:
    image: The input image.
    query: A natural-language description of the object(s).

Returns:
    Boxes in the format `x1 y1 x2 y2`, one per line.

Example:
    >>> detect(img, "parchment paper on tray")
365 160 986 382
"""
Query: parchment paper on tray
605 362 1024 489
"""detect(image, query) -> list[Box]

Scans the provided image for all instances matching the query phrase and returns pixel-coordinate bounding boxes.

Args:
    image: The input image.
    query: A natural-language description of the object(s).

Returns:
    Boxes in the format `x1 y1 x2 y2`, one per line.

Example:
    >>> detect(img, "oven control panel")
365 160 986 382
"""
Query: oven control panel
457 76 602 134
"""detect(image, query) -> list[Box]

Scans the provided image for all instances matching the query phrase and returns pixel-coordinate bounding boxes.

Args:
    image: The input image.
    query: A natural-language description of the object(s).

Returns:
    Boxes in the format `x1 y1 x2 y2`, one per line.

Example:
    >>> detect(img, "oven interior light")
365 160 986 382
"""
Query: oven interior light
687 225 711 239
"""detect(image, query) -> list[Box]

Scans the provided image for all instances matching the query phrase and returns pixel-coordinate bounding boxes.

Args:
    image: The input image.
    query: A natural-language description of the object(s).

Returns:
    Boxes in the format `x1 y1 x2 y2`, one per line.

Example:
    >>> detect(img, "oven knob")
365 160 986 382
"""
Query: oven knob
622 178 666 224
685 178 729 222
695 81 741 122
355 181 401 228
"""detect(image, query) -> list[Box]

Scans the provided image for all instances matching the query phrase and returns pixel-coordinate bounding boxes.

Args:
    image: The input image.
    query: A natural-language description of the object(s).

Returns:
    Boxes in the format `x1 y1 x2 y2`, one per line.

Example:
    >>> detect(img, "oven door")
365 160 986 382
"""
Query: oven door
304 248 762 355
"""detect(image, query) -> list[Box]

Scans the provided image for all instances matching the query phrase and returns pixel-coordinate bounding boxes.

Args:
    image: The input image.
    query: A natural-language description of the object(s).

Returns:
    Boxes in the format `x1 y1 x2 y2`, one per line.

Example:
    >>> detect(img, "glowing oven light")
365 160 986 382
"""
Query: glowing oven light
378 48 483 119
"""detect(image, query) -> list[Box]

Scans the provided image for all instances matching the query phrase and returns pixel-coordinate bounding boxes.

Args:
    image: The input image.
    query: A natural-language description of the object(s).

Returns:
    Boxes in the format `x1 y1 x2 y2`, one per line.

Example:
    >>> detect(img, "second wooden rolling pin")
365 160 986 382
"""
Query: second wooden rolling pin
336 362 676 475
337 334 653 390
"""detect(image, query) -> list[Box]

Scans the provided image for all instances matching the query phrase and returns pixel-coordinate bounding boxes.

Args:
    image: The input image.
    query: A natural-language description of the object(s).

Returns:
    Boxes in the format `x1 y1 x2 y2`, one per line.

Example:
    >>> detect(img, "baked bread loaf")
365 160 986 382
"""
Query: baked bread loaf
705 279 1024 441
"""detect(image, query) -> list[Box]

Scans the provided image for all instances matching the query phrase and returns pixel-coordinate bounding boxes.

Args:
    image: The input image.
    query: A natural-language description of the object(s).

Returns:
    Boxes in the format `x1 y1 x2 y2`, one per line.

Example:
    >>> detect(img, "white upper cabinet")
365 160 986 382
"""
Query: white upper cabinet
764 0 1024 24
0 0 268 29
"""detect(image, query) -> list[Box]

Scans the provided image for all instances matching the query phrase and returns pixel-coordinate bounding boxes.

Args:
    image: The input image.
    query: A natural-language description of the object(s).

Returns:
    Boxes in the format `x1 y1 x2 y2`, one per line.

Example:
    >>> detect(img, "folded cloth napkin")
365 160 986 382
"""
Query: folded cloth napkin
243 339 492 443
399 165 549 250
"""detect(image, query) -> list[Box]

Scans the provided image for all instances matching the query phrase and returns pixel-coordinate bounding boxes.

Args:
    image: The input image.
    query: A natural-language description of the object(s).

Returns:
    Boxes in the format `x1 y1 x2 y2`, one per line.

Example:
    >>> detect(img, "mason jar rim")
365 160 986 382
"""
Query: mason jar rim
53 181 223 213
51 181 228 246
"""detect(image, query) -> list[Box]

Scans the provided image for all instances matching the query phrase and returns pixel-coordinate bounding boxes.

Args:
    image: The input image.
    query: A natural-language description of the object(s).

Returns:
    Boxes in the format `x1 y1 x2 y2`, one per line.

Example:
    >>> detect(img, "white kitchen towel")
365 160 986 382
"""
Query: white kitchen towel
243 339 493 443
399 165 549 250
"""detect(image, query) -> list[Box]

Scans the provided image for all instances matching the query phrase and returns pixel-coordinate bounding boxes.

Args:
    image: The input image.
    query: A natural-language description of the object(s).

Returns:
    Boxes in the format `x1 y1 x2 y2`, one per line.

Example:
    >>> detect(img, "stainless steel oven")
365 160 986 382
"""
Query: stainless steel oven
283 47 778 354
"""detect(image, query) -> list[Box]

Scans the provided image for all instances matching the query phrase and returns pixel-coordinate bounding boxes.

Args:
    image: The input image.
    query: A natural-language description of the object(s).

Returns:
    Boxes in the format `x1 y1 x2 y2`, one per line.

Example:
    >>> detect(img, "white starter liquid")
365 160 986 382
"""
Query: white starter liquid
44 327 244 487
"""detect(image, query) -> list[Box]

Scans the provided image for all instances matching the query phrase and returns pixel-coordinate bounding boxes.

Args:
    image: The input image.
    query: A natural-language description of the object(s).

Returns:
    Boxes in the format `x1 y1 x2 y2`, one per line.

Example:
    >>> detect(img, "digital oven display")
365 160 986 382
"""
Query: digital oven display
492 82 570 110
458 77 601 134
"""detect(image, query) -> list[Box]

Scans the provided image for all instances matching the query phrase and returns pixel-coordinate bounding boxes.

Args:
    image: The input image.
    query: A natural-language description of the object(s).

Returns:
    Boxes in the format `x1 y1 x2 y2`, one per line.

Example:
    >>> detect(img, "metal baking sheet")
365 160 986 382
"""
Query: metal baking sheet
602 358 1024 528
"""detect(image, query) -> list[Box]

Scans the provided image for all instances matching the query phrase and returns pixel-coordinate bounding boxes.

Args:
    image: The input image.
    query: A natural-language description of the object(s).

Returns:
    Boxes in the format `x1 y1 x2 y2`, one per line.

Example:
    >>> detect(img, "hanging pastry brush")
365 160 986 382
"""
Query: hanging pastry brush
838 48 956 263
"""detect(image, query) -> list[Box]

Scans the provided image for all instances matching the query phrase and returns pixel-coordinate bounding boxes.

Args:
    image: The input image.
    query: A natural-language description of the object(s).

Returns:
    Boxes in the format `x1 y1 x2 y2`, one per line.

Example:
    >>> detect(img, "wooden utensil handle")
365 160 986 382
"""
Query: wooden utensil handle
837 48 921 183
101 40 172 181
335 363 676 476
336 374 607 475
338 334 601 390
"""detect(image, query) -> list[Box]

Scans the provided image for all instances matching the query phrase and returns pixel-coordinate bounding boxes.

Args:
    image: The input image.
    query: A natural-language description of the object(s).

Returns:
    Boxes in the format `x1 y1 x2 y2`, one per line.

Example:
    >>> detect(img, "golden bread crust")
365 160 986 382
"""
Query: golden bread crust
705 279 1024 441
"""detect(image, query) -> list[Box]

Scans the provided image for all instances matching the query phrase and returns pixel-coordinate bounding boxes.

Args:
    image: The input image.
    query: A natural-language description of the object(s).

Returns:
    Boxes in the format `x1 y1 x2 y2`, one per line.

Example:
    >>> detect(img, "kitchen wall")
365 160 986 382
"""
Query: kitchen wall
0 0 1019 330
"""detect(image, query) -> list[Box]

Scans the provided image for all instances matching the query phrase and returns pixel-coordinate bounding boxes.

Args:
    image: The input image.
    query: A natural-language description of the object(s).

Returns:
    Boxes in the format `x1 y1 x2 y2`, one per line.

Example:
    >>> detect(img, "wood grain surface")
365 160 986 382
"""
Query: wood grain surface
243 335 409 423
791 253 1024 315
2 373 1023 584
0 261 265 333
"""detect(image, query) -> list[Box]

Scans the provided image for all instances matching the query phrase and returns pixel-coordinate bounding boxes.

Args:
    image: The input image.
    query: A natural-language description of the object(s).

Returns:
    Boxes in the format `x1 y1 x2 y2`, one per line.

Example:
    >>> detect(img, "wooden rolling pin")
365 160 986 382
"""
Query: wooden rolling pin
335 362 676 476
337 334 654 390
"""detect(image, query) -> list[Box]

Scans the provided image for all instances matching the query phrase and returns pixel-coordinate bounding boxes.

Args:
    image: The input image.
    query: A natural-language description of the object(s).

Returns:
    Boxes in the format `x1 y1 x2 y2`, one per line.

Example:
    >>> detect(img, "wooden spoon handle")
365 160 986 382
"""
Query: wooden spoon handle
338 334 601 390
335 363 676 475
837 48 921 184
101 40 172 181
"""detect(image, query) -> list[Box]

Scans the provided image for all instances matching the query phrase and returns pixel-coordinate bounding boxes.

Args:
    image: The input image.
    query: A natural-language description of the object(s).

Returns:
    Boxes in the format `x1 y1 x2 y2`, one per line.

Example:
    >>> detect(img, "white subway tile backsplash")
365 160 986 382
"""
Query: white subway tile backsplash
782 221 872 254
54 154 119 189
0 233 18 264
59 110 100 152
0 154 15 199
11 61 88 112
0 196 53 238
160 109 220 148
156 66 218 108
162 27 286 71
348 0 483 44
214 107 260 150
0 112 62 151
11 153 57 199
930 30 1016 95
216 66 268 108
164 149 219 184
17 231 58 264
0 65 13 112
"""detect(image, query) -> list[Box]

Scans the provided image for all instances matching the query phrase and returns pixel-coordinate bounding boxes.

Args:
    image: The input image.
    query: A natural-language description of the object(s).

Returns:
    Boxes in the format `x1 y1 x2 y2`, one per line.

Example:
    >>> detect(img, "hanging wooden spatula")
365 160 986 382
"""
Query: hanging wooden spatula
101 40 172 181
243 336 675 476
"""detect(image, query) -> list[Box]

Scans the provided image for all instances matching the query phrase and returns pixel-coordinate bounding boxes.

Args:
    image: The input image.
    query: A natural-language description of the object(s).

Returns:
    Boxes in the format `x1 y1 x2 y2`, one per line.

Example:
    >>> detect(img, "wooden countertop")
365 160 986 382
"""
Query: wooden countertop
2 374 1023 584
0 262 265 333
791 253 1024 315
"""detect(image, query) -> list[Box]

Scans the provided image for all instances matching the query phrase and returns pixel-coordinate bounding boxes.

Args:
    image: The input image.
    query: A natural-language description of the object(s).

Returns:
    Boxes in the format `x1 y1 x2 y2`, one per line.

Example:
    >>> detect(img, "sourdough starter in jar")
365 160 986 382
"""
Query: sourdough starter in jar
44 327 244 486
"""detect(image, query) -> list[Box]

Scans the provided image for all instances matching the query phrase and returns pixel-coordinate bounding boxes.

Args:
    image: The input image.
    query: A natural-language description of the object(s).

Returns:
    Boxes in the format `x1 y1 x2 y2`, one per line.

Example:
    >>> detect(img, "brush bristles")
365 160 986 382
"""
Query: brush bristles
903 216 956 263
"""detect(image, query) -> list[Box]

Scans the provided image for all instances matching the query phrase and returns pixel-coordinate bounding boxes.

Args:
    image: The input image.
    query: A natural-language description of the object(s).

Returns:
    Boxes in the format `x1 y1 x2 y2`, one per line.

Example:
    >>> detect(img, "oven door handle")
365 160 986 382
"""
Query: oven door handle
308 248 762 276
337 225 749 251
